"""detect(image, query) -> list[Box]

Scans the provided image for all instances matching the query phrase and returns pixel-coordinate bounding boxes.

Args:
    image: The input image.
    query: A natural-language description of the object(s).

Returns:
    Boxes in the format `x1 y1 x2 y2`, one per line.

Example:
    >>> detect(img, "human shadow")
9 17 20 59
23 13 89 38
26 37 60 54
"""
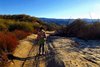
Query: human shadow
20 34 65 67
8 53 44 67
45 36 65 67
33 54 43 67
7 53 37 61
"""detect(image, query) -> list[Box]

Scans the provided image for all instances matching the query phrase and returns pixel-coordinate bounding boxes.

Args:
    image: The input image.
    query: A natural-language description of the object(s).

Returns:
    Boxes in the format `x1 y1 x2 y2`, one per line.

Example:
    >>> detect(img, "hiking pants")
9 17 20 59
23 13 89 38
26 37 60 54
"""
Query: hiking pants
39 43 44 54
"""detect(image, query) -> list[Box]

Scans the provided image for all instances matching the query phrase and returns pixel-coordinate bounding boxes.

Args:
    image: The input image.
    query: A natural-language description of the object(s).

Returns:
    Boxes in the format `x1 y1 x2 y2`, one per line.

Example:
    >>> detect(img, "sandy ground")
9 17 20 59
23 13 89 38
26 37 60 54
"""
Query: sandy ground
8 33 100 67
48 36 100 67
8 34 37 67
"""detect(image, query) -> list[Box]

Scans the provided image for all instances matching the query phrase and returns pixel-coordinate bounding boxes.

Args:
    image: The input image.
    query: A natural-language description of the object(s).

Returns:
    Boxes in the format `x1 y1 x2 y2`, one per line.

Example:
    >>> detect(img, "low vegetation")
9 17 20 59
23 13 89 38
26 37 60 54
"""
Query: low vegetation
58 19 100 40
0 14 49 66
0 32 19 66
0 32 19 52
13 30 31 40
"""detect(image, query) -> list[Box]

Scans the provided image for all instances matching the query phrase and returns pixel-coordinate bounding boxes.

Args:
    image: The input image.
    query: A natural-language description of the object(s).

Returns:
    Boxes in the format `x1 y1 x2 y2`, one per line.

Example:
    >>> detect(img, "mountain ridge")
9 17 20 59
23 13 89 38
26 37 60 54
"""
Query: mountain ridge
39 18 100 25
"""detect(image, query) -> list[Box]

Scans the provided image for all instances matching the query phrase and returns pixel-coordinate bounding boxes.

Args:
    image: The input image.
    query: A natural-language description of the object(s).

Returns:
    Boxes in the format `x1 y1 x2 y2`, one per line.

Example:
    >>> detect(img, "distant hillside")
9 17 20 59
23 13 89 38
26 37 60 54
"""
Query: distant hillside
39 18 100 25
0 14 45 24
0 14 60 31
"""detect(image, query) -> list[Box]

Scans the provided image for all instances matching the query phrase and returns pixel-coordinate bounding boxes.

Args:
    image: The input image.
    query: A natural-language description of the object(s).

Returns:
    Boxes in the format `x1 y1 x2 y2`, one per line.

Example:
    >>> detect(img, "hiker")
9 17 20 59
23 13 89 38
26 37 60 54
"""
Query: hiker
36 27 46 55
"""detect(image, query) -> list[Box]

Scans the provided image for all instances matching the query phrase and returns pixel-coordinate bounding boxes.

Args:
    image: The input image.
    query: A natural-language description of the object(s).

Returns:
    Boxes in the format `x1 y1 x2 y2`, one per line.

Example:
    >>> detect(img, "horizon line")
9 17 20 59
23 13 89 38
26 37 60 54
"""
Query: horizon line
0 14 100 19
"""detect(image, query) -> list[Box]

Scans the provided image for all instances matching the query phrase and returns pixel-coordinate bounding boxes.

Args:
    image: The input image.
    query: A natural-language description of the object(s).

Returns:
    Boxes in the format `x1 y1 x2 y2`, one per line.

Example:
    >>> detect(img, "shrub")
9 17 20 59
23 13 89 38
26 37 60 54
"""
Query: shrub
0 32 19 52
0 23 7 31
20 22 34 32
13 30 30 40
60 19 100 40
66 19 87 37
77 22 100 39
0 32 19 66
8 22 34 32
77 24 93 39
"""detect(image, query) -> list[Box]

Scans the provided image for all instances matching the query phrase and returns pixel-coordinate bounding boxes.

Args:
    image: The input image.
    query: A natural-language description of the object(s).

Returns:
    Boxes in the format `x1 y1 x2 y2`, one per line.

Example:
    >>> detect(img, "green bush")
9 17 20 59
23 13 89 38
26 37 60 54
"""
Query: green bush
21 22 34 32
8 22 34 32
0 23 7 31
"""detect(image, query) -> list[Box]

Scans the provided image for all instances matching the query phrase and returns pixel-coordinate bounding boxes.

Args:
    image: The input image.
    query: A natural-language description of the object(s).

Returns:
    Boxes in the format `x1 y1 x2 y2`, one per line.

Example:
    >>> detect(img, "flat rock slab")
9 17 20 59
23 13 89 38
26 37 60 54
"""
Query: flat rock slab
8 35 100 67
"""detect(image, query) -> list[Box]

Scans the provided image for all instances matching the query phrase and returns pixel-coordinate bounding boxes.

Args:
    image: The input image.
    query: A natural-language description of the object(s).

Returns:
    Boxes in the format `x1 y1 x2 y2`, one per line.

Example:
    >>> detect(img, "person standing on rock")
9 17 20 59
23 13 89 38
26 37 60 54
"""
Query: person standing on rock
36 27 46 55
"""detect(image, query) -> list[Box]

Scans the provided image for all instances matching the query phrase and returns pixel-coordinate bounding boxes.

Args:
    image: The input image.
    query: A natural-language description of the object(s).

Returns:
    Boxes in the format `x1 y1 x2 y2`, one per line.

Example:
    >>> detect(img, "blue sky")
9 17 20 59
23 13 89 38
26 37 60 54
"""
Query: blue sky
0 0 100 19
